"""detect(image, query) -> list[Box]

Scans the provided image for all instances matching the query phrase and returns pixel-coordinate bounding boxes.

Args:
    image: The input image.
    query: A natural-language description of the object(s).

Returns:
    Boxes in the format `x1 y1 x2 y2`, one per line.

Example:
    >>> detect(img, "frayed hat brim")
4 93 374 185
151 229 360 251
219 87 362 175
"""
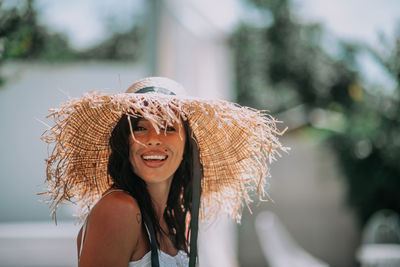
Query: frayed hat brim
41 91 289 222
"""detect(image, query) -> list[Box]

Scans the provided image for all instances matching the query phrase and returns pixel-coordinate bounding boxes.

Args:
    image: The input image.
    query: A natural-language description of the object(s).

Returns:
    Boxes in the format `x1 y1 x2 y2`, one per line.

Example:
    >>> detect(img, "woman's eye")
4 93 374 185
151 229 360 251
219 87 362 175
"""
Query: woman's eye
134 126 146 131
160 126 176 132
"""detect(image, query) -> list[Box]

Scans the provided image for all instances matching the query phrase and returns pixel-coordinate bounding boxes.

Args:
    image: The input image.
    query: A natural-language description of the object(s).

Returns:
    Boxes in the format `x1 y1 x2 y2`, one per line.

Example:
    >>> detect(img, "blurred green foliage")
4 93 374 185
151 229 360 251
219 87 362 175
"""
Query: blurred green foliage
232 0 400 225
79 26 144 61
0 0 144 85
0 0 75 62
231 0 358 114
331 41 400 224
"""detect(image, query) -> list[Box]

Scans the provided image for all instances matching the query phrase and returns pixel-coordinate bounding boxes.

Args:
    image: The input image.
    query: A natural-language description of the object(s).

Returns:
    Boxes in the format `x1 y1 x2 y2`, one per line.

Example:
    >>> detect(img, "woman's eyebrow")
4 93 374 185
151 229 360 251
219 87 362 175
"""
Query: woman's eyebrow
137 118 148 123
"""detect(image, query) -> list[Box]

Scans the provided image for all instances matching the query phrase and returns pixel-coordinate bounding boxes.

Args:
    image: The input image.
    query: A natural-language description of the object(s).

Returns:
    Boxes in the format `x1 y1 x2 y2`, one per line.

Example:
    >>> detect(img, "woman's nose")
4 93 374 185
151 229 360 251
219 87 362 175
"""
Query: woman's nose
146 128 162 146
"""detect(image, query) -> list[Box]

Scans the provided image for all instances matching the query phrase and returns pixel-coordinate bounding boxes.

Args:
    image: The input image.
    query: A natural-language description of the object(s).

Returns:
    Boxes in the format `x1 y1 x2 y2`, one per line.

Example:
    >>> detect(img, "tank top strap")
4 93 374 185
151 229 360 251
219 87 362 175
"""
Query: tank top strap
142 220 152 242
79 218 88 258
141 213 160 267
78 189 126 258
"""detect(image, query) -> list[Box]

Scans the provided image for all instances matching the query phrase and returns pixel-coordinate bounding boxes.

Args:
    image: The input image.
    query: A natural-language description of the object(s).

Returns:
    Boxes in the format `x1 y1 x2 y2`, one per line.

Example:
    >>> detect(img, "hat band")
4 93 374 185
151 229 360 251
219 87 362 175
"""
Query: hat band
135 86 176 95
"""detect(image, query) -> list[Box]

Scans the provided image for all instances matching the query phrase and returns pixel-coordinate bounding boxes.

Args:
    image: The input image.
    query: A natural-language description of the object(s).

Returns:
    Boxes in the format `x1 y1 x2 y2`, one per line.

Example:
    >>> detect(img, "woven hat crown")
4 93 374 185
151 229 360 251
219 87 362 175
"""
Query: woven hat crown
125 77 187 96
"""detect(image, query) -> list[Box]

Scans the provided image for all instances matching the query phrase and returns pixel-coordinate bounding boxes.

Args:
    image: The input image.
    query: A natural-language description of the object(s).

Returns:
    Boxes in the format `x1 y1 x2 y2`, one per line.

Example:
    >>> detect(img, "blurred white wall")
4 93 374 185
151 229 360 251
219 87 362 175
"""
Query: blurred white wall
156 0 236 100
0 221 79 266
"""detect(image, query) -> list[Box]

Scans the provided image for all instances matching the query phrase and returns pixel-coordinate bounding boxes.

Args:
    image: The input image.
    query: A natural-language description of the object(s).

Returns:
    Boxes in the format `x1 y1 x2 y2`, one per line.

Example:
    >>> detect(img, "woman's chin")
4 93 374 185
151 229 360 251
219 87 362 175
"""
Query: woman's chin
137 172 174 185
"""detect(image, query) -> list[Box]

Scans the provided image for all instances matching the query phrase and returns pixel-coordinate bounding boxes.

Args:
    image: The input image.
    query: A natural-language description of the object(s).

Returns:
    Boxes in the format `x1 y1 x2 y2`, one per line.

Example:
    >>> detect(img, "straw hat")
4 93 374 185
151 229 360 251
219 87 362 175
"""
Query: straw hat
41 77 288 222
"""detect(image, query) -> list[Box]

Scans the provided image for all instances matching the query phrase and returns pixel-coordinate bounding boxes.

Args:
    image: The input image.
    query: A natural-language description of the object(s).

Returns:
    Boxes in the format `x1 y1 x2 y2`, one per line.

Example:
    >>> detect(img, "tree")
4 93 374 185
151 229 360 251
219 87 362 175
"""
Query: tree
231 0 400 225
0 0 145 87
1 0 75 61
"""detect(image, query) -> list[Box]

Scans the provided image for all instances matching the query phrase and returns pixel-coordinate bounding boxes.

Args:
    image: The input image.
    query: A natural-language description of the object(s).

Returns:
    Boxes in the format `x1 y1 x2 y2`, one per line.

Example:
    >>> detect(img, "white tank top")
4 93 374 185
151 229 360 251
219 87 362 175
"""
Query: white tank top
128 250 189 267
78 190 189 267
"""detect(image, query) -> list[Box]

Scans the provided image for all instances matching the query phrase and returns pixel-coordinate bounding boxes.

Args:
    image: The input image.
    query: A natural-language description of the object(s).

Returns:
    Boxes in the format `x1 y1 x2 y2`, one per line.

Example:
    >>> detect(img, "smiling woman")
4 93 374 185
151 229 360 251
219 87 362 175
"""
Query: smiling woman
128 118 186 184
41 76 288 267
103 114 192 266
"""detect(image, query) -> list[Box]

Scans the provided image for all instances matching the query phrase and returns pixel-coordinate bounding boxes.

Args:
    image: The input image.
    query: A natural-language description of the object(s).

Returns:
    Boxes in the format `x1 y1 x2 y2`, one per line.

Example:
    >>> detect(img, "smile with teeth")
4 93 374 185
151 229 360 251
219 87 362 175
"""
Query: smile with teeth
141 155 168 161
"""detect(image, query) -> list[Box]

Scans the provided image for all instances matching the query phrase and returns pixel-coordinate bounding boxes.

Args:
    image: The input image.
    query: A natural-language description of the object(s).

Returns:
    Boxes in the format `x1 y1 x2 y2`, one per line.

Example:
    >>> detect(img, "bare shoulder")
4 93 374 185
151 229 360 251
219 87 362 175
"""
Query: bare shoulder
79 190 143 265
90 190 142 227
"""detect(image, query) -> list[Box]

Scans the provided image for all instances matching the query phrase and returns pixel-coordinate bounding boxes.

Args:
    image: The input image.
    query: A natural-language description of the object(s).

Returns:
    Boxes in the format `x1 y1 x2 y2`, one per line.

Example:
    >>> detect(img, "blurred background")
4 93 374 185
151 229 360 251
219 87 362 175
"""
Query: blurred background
1 0 400 266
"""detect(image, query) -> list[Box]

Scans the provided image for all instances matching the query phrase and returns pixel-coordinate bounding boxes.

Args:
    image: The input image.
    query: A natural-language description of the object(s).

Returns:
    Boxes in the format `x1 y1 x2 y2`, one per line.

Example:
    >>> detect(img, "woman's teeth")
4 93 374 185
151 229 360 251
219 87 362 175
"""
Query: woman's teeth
142 155 167 161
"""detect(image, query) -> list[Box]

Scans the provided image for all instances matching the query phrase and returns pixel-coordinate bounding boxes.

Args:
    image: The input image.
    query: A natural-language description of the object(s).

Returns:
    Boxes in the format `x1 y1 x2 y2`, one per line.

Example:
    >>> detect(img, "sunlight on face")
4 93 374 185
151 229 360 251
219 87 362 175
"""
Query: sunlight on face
128 119 186 185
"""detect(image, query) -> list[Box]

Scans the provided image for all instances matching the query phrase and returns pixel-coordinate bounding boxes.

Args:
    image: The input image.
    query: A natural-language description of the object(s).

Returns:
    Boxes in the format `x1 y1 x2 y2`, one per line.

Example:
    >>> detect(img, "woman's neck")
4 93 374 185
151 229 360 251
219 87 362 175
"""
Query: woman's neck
146 177 173 219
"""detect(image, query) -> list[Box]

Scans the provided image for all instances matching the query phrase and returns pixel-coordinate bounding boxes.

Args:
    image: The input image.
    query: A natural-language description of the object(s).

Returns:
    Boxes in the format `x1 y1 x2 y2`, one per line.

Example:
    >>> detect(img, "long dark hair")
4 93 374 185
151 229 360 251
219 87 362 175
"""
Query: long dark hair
107 114 193 253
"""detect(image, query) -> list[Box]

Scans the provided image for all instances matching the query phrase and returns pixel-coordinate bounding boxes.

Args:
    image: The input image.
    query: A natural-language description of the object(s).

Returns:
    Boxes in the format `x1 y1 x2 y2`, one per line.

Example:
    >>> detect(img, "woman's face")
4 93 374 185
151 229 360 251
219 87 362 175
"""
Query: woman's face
128 118 186 185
